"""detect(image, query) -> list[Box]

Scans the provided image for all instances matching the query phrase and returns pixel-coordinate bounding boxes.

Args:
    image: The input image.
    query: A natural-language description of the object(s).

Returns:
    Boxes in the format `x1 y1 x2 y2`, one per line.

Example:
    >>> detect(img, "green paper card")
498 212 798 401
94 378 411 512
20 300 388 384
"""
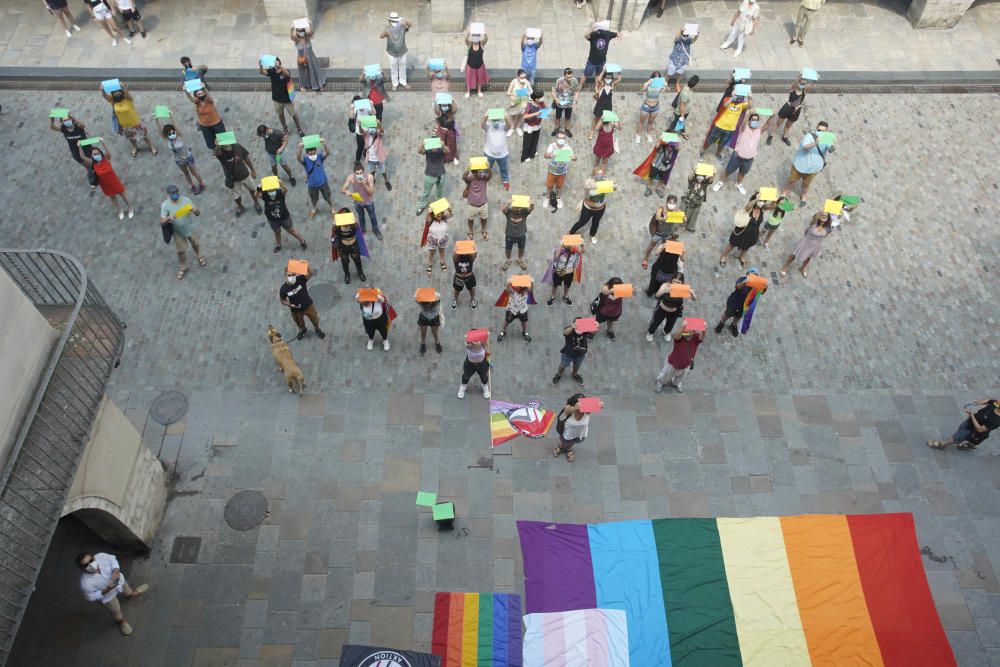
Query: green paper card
359 115 378 129
78 137 102 146
487 108 506 120
660 132 679 143
432 502 455 520
215 131 237 146
777 199 796 212
49 108 70 119
755 107 773 117
553 149 572 162
840 195 861 206
416 492 437 507
153 105 171 119
424 137 443 150
817 131 836 145
302 134 322 150
601 110 619 123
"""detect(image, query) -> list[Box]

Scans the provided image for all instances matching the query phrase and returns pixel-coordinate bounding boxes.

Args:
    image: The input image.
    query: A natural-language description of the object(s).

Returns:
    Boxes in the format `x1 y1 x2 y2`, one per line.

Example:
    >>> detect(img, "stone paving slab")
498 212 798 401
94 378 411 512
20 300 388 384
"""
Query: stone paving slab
1 0 999 73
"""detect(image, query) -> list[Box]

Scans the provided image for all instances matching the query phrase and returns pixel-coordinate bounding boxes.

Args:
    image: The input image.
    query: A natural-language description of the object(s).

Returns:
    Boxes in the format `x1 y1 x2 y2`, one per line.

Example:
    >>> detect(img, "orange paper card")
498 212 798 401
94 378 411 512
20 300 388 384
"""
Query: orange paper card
465 328 488 343
356 288 379 301
286 259 308 275
746 274 768 289
414 288 437 303
562 234 584 247
574 317 599 334
454 240 477 254
663 240 684 255
669 283 692 298
684 317 707 332
577 397 604 413
612 283 634 298
510 274 533 287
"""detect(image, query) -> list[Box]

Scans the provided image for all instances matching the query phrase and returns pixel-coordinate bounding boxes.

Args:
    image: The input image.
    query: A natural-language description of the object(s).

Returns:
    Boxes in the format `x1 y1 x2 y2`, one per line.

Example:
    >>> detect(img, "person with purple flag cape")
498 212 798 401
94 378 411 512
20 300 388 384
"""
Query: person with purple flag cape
330 207 368 284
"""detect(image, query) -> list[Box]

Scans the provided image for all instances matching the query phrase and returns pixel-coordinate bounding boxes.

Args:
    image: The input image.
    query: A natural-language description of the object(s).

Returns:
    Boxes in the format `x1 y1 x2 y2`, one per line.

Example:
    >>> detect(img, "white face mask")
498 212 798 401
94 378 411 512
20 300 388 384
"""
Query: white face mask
471 35 481 43
435 71 445 78
355 173 364 181
749 121 759 129
92 154 103 162
86 562 98 573
556 138 566 146
286 276 297 284
666 203 677 210
168 133 177 140
307 154 318 161
62 120 74 128
492 121 502 129
267 191 277 199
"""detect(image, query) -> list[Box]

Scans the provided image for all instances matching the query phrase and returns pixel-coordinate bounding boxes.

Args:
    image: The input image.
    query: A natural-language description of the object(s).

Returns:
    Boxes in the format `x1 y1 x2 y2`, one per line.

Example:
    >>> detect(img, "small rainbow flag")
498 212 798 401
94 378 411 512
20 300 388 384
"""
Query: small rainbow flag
432 592 522 666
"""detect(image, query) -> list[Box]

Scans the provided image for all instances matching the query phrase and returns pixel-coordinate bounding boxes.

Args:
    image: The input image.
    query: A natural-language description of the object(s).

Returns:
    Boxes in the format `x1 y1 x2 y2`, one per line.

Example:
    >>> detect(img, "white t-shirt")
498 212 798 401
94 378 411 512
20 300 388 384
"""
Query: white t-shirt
115 0 135 10
484 123 509 159
562 413 590 441
79 553 127 604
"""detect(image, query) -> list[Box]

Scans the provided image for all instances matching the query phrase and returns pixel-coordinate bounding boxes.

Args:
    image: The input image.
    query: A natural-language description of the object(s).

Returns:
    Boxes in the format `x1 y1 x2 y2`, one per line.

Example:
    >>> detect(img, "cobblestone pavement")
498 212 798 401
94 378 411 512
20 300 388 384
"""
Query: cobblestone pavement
3 89 1000 666
1 0 999 72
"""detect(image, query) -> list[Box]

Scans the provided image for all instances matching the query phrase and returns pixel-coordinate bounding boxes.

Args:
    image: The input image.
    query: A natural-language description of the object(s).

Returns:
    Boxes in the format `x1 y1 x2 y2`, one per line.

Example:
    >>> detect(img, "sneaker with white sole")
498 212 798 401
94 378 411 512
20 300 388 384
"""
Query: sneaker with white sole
590 237 597 245
672 382 683 393
118 211 125 220
457 383 467 399
655 382 664 393
506 129 514 137
482 385 491 399
366 339 374 351
124 37 133 44
73 24 81 31
712 181 724 192
635 135 641 144
556 198 563 209
664 332 672 342
112 38 118 46
647 134 654 143
645 333 654 342
119 621 133 636
735 183 746 195
65 30 72 37
516 128 523 137
383 340 390 351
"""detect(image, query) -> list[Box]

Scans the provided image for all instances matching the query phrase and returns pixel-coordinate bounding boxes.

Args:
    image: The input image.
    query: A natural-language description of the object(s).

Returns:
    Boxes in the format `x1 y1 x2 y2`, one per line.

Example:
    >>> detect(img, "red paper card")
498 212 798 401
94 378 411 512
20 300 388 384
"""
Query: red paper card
574 318 599 334
577 397 604 413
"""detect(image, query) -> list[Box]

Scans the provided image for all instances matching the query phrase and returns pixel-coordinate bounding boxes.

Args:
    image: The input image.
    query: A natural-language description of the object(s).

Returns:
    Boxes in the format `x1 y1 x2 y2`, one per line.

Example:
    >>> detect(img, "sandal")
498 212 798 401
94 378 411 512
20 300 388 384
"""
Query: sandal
426 264 433 274
738 257 748 268
130 147 138 158
957 441 977 450
176 268 188 280
799 267 808 278
467 231 474 240
553 447 562 457
482 231 488 240
926 440 948 450
719 257 727 267
440 262 447 271
501 260 511 271
151 148 158 156
566 451 575 462
641 260 648 270
197 256 207 267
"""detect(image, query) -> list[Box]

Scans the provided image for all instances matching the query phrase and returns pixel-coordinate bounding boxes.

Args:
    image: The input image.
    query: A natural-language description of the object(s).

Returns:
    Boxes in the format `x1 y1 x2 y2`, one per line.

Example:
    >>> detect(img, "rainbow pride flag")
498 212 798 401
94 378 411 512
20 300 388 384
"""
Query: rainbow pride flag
518 513 955 666
432 592 522 666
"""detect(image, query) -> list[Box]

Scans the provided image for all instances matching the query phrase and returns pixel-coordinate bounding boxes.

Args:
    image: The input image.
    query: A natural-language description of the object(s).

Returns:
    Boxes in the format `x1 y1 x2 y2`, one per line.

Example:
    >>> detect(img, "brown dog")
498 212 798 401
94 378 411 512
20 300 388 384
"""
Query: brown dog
267 325 305 394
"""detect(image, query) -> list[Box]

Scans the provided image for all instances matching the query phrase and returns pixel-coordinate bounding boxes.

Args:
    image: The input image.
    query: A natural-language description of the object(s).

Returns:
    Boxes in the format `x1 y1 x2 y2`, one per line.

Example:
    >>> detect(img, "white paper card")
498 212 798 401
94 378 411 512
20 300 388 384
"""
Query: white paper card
470 22 485 35
526 27 541 39
683 23 699 35
292 17 310 30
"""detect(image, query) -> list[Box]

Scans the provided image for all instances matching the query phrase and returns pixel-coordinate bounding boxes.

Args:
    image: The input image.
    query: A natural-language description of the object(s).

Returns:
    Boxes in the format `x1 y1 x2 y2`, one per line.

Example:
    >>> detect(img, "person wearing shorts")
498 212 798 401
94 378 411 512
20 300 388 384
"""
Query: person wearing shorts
417 290 442 355
257 124 296 185
452 248 478 310
712 111 762 195
422 206 452 273
84 0 124 46
551 68 580 136
463 165 492 240
160 185 206 280
214 140 261 217
261 181 308 255
666 29 697 87
552 319 593 387
102 84 157 157
765 76 814 146
701 93 748 159
496 279 532 343
545 241 582 306
781 121 833 207
501 200 533 271
457 334 490 399
259 58 304 136
580 23 618 90
112 0 146 39
544 131 575 211
296 139 333 218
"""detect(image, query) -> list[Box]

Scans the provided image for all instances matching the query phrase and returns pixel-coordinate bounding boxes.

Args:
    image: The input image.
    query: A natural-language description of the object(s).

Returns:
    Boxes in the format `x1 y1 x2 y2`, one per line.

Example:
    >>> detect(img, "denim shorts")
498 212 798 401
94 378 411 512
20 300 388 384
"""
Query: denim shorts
560 352 585 368
505 235 526 252
584 60 603 77
640 102 660 114
951 421 975 444
725 153 754 176
706 125 733 147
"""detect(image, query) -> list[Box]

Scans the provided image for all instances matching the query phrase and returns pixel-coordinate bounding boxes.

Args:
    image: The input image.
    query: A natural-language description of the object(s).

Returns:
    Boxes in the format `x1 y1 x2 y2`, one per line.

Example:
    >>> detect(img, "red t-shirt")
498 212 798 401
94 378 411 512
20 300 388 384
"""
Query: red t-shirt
667 336 701 369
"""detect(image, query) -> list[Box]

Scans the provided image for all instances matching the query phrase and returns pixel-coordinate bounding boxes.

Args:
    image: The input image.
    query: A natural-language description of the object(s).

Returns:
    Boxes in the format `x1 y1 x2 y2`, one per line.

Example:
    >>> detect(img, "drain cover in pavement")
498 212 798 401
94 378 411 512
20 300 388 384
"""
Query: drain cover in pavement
224 490 269 531
308 282 339 311
169 536 202 564
150 391 188 425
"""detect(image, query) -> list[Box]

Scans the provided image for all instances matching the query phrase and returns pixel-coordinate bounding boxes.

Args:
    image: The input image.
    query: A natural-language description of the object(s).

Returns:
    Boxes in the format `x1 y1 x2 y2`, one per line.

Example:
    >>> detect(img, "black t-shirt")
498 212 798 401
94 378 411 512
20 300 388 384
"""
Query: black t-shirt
280 276 312 310
263 190 290 222
652 251 680 276
216 144 251 182
587 30 617 64
454 255 475 274
967 403 1000 444
264 129 285 156
268 69 292 104
61 124 86 152
560 330 592 357
424 149 446 177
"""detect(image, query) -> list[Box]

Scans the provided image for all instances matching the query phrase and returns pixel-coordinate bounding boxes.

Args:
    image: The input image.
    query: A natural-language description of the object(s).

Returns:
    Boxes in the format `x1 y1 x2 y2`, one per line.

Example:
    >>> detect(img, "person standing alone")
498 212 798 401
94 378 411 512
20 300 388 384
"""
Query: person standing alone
380 12 411 91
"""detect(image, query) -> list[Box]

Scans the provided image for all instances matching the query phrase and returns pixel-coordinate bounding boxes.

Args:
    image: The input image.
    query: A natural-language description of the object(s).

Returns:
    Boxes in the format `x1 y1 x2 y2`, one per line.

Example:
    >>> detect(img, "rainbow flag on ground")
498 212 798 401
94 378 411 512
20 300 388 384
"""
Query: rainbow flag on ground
431 592 522 666
518 513 954 666
488 400 555 448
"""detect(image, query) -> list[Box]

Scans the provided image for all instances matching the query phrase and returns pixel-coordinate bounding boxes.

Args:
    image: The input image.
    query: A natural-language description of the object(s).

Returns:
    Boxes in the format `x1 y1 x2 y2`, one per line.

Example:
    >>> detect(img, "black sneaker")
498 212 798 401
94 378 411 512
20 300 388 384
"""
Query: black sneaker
385 181 393 191
781 137 792 146
551 374 562 386
435 343 442 353
572 373 585 386
140 30 147 38
344 273 351 284
289 177 297 187
420 343 427 355
607 330 616 341
315 329 326 339
714 322 724 334
523 332 532 343
254 203 263 215
496 331 506 342
128 29 135 37
730 324 739 338
358 271 367 282
374 230 383 241
551 129 559 136
300 242 308 250
296 329 307 341
470 300 478 310
451 300 458 310
562 296 572 306
272 245 281 255
766 135 773 146
565 129 574 138
235 207 244 218
546 297 555 306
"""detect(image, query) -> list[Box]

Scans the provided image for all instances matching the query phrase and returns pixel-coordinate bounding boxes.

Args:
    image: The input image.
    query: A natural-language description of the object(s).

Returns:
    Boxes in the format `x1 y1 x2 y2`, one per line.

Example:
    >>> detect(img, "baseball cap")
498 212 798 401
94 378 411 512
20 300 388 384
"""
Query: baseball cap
166 184 180 194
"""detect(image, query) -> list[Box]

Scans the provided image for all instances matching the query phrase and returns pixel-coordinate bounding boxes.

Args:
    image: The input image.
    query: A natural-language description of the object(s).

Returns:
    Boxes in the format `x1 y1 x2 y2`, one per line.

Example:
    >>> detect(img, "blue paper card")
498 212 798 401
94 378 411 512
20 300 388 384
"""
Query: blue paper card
183 79 204 93
649 77 666 90
427 58 445 71
515 87 529 97
733 83 751 97
364 64 381 79
733 67 752 81
353 99 373 112
801 67 819 81
259 54 277 68
435 92 453 105
101 78 121 93
538 108 552 119
604 63 621 74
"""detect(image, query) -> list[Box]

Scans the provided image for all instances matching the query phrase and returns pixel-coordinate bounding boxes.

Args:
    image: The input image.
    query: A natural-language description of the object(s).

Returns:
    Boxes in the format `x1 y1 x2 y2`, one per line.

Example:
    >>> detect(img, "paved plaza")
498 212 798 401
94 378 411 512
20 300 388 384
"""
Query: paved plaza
2 81 999 666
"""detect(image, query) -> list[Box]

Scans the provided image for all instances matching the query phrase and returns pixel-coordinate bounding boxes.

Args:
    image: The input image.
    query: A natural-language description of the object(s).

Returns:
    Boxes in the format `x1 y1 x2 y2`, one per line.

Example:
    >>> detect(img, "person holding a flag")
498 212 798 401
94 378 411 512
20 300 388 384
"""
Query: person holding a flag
714 268 767 337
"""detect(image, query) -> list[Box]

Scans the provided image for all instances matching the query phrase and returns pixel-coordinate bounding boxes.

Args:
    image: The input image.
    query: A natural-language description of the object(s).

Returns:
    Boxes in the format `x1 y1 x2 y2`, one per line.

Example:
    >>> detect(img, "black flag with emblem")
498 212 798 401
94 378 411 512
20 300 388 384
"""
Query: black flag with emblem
340 644 441 667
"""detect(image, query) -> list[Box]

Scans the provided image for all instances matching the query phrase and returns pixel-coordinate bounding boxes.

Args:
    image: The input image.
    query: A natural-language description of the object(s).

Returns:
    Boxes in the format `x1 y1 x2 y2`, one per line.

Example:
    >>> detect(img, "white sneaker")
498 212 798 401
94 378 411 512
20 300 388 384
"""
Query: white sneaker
655 382 664 393
118 211 124 220
457 383 467 399
516 128 523 137
712 181 724 192
464 91 471 99
112 38 118 47
453 158 459 165
733 48 743 58
635 135 641 144
383 339 390 351
590 237 597 245
524 157 531 162
482 384 491 399
645 333 654 342
127 209 134 220
506 129 514 137
124 36 133 45
647 134 654 143
65 30 73 37
664 332 672 342
736 183 747 195
556 198 563 209
477 91 484 98
73 24 81 31
719 43 728 50
366 339 374 351
673 382 684 393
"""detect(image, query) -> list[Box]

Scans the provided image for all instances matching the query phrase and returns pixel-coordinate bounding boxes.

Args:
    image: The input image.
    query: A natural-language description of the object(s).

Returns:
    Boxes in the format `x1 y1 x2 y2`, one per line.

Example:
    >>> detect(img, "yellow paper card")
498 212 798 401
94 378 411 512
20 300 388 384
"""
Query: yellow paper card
469 156 489 171
595 180 614 194
824 199 844 215
260 176 281 192
429 198 451 215
334 212 356 227
511 195 531 208
174 203 193 219
350 192 364 202
695 163 715 177
757 187 778 202
666 211 685 224
286 259 309 275
562 234 584 246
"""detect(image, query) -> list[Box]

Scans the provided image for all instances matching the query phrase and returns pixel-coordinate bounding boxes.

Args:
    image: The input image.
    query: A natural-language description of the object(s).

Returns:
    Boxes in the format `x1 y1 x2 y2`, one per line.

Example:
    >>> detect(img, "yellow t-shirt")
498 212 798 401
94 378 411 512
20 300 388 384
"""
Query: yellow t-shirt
715 101 748 132
113 99 140 128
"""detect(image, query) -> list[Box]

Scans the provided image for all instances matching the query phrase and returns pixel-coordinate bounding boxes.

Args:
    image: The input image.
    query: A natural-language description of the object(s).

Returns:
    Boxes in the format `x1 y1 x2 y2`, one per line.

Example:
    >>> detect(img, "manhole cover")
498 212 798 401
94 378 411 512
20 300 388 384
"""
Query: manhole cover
224 490 269 531
169 536 202 564
309 282 339 311
150 391 188 425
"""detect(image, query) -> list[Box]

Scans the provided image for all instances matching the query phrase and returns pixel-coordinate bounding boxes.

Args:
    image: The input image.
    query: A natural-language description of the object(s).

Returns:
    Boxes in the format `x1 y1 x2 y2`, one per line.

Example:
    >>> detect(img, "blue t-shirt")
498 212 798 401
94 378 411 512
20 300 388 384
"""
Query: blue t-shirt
791 132 828 175
521 42 539 72
302 153 328 187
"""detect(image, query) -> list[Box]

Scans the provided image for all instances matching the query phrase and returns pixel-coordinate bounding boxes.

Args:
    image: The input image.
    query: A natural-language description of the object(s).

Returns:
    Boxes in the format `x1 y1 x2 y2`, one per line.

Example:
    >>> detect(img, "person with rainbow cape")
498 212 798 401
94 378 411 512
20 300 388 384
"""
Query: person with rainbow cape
633 132 680 198
713 267 767 338
541 236 585 306
494 274 536 343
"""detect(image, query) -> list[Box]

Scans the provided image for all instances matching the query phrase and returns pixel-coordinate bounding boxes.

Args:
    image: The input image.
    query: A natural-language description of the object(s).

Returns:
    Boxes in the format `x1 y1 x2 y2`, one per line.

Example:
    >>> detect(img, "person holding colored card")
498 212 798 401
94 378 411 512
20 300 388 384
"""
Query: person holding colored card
590 67 621 141
101 83 156 158
759 196 793 247
421 203 453 273
500 197 533 271
45 0 80 38
360 66 389 122
380 12 411 90
214 135 261 218
260 179 308 255
159 184 205 279
463 27 489 99
667 29 698 89
427 60 451 94
551 68 580 137
256 124 297 187
185 86 226 150
462 162 492 240
642 196 679 267
341 162 381 240
718 0 759 57
451 242 478 310
83 0 124 46
593 277 625 340
544 130 576 211
765 75 815 146
713 111 763 195
331 208 367 284
701 87 749 160
155 118 206 195
781 120 834 208
291 19 326 92
457 330 490 399
358 288 393 352
416 289 443 355
591 109 621 171
581 22 619 91
553 394 590 463
416 138 450 216
569 173 609 243
179 56 208 88
80 140 134 220
648 273 697 342
259 58 305 136
552 318 594 387
679 167 712 233
634 133 680 198
296 138 333 219
520 31 543 85
495 276 533 343
280 265 326 341
361 116 392 193
635 71 665 144
655 321 704 393
720 191 771 267
778 209 833 278
49 112 90 180
482 111 512 190
667 74 699 137
645 237 683 296
544 238 583 306
506 70 533 136
520 91 547 162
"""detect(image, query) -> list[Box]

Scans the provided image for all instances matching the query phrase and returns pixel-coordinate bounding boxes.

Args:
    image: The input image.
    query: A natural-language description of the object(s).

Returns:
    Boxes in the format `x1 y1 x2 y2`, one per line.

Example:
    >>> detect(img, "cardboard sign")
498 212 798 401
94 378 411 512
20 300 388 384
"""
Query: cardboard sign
757 187 778 202
427 58 445 71
562 234 583 247
415 288 438 303
173 203 193 219
746 274 768 290
49 108 70 119
183 79 204 93
510 274 533 288
755 107 773 117
455 240 477 255
777 199 796 212
840 195 862 206
215 131 237 146
334 212 356 227
292 17 310 30
469 21 486 34
432 502 455 521
593 19 611 30
526 28 542 39
78 137 102 147
666 211 685 224
824 199 844 215
435 92 454 106
259 54 277 68
287 259 309 275
516 87 529 97
359 115 378 129
577 397 604 413
733 67 752 81
465 328 488 343
682 23 699 36
694 162 715 177
487 108 506 120
153 105 171 119
574 317 599 334
100 78 121 93
604 63 621 73
594 180 614 194
469 156 489 171
663 240 684 255
601 110 619 123
733 83 751 98
260 175 281 191
511 195 531 209
423 137 444 151
553 149 572 162
649 77 666 90
684 317 707 332
801 67 819 81
429 198 451 215
415 491 437 507
612 283 633 298
817 131 836 146
356 288 379 302
660 132 680 143
363 64 381 79
302 134 322 150
669 283 692 298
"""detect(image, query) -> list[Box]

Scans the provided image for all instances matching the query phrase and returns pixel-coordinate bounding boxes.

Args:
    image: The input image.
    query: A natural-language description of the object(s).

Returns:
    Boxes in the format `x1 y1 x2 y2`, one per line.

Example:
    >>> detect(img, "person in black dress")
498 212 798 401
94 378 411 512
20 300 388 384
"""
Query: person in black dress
645 243 683 297
720 192 771 268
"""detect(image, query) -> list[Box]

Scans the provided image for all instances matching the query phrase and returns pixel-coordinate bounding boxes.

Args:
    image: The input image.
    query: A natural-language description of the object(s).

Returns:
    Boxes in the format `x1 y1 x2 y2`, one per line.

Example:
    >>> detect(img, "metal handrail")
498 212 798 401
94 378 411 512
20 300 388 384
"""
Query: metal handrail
0 250 125 664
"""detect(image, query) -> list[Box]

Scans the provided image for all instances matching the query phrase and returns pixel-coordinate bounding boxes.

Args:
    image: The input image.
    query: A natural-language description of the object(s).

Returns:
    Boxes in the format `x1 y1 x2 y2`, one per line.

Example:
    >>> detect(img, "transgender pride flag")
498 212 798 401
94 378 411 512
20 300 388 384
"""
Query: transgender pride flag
518 513 955 666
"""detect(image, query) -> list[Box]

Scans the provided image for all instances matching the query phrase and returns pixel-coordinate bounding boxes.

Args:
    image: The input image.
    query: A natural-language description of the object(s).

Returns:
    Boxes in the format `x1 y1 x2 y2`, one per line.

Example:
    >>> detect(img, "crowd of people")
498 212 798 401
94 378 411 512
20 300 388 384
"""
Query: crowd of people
48 10 867 467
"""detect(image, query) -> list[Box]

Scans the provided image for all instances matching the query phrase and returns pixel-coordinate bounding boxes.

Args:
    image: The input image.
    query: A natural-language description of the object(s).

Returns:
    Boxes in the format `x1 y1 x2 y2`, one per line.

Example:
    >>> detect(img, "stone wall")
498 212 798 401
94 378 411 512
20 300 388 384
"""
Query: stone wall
908 0 975 28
